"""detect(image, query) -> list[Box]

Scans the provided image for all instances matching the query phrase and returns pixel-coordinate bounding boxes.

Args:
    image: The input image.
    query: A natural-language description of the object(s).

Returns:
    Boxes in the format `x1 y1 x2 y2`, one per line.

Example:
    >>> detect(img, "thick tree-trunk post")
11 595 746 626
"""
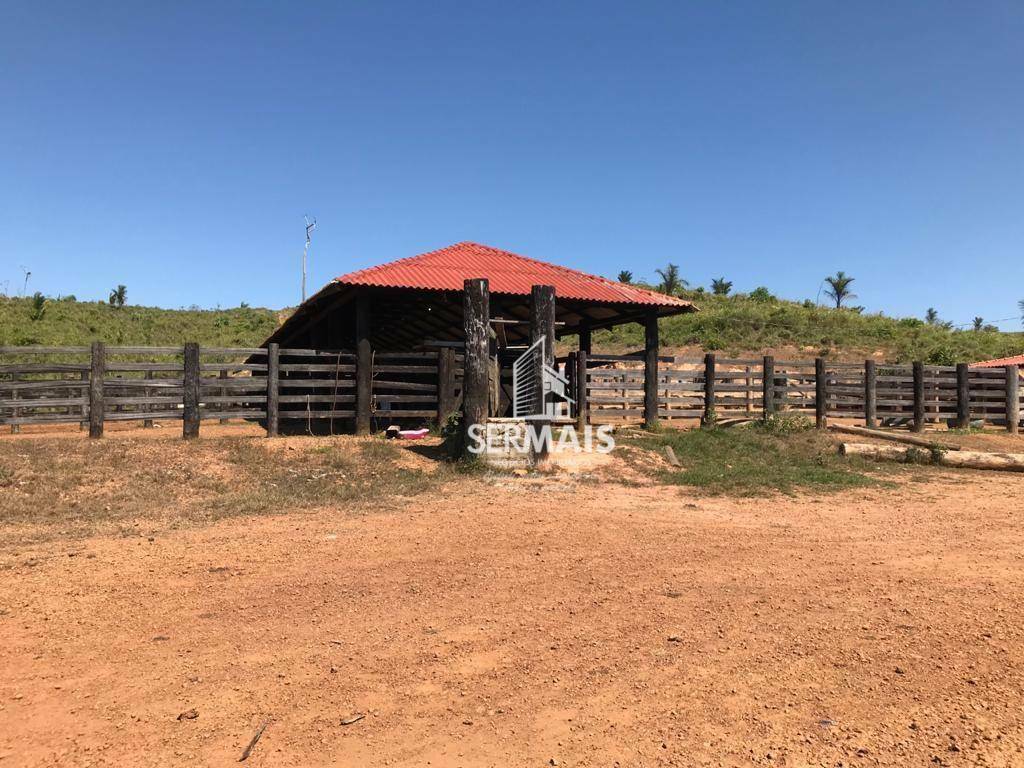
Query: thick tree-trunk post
702 352 716 428
219 369 230 424
437 347 456 427
530 285 556 369
762 355 775 420
462 278 490 455
912 361 925 433
266 343 280 437
643 311 659 429
1006 365 1020 435
355 292 372 436
956 363 970 429
815 358 827 429
575 350 588 430
182 342 200 439
864 360 877 428
88 341 106 438
143 369 154 428
579 321 592 356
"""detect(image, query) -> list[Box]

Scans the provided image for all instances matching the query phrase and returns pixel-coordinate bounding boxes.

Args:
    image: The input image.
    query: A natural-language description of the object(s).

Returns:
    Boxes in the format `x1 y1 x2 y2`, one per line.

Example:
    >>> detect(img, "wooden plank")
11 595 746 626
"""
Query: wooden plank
182 342 200 439
0 346 90 354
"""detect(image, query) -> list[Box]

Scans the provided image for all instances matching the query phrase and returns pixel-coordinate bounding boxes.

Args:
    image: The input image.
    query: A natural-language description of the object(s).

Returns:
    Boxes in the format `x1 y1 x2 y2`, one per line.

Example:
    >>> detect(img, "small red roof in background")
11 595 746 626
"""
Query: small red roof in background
334 241 694 308
973 354 1024 368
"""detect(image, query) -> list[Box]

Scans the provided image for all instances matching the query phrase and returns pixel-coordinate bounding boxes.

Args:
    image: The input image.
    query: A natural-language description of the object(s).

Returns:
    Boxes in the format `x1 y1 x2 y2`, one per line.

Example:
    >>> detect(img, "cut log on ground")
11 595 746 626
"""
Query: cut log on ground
839 442 1024 473
828 424 960 451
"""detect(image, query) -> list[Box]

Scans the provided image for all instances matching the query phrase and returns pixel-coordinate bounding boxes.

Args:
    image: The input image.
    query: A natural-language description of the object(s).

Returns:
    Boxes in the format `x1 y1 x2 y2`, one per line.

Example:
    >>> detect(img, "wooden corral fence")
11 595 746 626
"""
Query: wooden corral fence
566 352 1022 434
0 344 463 438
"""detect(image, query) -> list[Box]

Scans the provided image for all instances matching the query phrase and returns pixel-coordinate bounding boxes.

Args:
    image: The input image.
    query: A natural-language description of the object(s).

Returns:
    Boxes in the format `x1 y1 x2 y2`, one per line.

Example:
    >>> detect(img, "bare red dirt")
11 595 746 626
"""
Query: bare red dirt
2 439 1024 766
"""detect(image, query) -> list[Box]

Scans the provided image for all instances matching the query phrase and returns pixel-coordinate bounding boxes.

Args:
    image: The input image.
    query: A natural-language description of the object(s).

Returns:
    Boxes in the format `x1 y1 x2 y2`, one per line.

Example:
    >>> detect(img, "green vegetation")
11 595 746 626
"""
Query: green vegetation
628 420 890 496
0 295 281 348
592 291 1022 363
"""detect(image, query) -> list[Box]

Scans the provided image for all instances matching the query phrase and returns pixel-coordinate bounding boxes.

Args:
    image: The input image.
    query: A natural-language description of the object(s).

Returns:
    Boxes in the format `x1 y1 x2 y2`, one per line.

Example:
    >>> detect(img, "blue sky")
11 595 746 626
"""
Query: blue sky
2 1 1022 329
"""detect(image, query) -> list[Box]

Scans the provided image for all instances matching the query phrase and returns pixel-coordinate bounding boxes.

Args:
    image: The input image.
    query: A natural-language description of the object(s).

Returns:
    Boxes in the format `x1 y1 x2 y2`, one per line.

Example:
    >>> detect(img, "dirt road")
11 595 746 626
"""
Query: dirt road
2 461 1024 766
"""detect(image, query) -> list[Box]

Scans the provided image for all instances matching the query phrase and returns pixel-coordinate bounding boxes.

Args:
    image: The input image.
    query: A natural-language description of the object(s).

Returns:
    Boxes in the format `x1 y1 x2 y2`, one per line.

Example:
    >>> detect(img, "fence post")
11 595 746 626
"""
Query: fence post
89 341 105 438
266 343 279 437
355 292 372 435
762 355 775 420
182 343 200 439
1006 365 1020 435
912 361 925 433
864 360 877 428
814 358 827 429
702 352 716 428
143 369 155 428
79 370 89 430
462 278 490 454
644 311 659 429
218 369 230 424
436 347 455 428
955 362 970 429
576 350 588 431
10 372 20 434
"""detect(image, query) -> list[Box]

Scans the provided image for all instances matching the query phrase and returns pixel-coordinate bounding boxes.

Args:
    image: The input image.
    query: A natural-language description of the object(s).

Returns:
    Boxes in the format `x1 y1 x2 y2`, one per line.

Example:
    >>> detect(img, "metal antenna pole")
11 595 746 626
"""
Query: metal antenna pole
302 216 317 302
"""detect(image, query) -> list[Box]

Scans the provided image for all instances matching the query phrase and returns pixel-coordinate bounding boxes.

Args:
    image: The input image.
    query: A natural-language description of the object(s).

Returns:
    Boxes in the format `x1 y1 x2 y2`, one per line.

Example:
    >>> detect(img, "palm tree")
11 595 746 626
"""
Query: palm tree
617 270 633 284
972 317 984 331
109 285 127 307
823 271 856 308
925 307 939 325
711 277 733 296
655 264 688 296
28 291 47 321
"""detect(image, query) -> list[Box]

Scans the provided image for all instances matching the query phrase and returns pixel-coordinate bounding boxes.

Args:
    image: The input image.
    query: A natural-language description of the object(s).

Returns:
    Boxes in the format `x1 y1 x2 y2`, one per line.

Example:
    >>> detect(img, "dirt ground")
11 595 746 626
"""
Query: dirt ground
2 427 1024 766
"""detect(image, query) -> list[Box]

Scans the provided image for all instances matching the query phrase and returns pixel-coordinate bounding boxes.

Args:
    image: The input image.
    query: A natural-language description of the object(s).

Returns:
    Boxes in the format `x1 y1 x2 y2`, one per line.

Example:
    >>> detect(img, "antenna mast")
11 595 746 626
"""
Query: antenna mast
302 216 317 302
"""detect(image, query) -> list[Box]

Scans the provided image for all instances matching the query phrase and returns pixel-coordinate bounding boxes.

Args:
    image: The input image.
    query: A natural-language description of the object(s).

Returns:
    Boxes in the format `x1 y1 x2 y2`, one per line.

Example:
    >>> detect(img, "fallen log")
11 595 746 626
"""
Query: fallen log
839 442 1024 473
829 424 960 451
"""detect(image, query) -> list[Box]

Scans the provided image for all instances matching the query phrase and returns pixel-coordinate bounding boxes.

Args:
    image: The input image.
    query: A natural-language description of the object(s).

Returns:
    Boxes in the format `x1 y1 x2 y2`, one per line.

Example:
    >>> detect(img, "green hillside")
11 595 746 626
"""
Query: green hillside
595 291 1022 364
0 296 282 349
1 293 1020 364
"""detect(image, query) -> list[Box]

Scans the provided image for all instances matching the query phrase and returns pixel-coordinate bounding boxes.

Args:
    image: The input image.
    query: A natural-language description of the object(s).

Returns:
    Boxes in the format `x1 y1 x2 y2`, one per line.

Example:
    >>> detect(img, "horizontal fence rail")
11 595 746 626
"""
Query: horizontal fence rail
0 344 465 438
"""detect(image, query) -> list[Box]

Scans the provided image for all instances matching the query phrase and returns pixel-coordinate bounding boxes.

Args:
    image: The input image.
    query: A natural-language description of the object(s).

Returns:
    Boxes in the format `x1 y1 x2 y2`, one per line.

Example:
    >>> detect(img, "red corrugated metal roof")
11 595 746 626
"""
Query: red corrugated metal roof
334 241 694 308
973 354 1024 368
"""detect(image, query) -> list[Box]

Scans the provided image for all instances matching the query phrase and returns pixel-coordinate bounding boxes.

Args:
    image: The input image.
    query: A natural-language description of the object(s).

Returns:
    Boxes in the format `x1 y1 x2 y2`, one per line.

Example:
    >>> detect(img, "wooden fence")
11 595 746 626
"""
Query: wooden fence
569 352 1022 434
0 344 462 437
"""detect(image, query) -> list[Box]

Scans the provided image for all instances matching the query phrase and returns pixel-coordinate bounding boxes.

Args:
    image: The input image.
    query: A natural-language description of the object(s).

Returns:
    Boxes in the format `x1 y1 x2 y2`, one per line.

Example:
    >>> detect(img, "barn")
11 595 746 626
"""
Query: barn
264 241 695 434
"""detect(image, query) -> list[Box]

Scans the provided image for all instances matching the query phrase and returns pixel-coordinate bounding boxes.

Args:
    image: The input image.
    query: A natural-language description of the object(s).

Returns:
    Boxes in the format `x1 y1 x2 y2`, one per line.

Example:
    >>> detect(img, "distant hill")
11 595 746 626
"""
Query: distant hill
1 293 1020 364
0 296 282 349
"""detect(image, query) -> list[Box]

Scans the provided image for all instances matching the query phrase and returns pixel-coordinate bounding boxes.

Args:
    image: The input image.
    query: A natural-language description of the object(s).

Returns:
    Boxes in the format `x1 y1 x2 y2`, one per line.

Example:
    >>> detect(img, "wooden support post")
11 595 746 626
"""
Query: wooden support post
80 370 89 430
864 359 877 428
462 278 490 453
182 342 200 439
10 372 20 434
437 347 456 427
762 355 775 420
355 292 372 435
142 369 154 428
815 358 827 429
956 362 970 429
578 320 592 356
744 366 752 417
1006 365 1020 435
219 369 230 424
912 361 925 433
576 349 588 430
644 311 659 429
89 341 105 438
702 352 716 428
530 285 556 369
266 343 279 437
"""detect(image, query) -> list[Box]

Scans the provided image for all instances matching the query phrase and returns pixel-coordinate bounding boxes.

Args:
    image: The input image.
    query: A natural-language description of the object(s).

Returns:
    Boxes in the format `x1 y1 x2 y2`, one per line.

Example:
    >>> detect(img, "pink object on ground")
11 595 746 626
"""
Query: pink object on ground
398 429 430 440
